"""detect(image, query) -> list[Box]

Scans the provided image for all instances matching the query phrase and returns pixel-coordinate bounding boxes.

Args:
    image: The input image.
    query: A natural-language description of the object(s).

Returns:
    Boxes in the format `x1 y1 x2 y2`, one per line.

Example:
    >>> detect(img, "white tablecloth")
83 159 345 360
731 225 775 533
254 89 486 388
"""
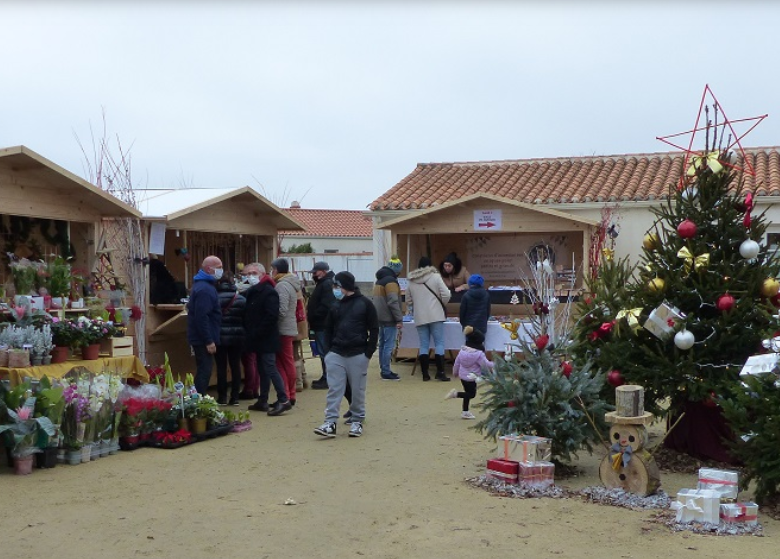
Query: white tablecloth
398 320 534 352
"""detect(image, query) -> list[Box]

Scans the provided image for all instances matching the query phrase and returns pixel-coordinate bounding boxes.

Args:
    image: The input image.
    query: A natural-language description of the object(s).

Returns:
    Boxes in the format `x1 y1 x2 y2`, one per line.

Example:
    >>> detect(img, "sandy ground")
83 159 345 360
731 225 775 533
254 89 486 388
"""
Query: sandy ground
1 355 777 559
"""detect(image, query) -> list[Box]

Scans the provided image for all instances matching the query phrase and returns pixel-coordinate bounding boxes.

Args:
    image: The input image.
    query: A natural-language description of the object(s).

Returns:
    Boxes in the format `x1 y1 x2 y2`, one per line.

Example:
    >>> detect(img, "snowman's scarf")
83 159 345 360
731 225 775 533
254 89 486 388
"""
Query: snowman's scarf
611 442 633 470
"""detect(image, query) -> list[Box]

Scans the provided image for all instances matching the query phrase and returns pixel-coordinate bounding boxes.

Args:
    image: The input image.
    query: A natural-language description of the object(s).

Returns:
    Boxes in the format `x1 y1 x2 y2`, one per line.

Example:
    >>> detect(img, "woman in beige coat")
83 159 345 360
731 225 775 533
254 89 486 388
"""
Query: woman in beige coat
406 256 451 381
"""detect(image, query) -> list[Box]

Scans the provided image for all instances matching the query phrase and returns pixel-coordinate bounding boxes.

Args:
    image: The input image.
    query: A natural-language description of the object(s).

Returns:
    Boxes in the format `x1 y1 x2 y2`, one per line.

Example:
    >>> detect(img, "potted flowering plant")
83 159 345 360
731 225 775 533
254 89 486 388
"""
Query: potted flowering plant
9 257 37 299
45 257 72 302
75 316 117 359
0 399 56 474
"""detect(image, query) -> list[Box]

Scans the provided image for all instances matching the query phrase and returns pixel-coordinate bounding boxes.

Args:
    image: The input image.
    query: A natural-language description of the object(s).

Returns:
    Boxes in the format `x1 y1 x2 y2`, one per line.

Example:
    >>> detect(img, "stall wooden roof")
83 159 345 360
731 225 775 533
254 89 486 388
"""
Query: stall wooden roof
0 145 141 221
136 187 305 234
376 193 598 234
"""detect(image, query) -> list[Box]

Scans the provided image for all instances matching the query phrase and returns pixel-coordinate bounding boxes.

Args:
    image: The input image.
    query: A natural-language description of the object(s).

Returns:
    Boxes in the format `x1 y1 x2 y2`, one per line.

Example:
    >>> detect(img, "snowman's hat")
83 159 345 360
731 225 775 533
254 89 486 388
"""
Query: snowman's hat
605 385 654 425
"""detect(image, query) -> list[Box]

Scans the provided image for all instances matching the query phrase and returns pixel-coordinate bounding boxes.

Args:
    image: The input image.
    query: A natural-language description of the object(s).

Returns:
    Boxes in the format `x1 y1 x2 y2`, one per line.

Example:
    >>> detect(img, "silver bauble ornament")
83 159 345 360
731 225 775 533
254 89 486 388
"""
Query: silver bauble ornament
739 239 760 260
674 329 695 350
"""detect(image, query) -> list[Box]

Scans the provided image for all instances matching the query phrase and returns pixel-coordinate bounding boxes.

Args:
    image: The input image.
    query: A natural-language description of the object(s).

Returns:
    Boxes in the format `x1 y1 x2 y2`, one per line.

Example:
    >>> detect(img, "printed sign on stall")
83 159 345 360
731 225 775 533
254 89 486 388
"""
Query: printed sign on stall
474 209 502 231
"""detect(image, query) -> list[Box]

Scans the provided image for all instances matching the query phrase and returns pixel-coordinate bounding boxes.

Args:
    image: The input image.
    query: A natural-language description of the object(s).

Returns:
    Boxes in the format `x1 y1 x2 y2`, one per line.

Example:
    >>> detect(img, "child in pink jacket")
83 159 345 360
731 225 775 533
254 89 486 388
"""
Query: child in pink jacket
445 326 493 419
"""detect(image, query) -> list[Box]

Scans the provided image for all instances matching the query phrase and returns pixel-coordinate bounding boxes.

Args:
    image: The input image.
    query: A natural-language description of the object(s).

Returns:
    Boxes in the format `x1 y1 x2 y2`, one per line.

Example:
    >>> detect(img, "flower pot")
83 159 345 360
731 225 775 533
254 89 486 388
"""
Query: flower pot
42 355 52 365
81 344 101 361
13 455 35 475
99 440 110 457
80 444 92 463
90 443 101 460
35 447 59 469
31 355 43 366
189 417 207 435
177 417 189 432
50 346 70 364
66 449 81 465
8 349 30 368
0 347 8 367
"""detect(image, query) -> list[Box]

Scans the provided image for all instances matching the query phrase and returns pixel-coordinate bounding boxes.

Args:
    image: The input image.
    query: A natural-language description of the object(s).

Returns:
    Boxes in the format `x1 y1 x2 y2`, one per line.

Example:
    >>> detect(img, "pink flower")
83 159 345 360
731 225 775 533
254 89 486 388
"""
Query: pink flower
16 407 32 421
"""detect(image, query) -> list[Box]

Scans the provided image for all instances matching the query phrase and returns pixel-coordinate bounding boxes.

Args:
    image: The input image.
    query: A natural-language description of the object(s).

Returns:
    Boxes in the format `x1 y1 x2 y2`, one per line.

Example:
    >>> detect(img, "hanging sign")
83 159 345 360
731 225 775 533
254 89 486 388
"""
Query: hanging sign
473 209 502 231
149 222 167 255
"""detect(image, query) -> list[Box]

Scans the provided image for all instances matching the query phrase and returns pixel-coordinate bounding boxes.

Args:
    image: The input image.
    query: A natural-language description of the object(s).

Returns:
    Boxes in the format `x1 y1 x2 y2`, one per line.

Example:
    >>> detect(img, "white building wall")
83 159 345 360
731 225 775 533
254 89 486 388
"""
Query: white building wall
280 236 372 255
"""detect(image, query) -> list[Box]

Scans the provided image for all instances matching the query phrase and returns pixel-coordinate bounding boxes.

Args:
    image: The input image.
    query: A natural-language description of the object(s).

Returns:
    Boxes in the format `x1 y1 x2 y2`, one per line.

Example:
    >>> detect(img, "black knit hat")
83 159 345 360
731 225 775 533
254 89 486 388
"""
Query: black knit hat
463 325 485 349
418 256 432 268
270 258 289 273
334 271 356 292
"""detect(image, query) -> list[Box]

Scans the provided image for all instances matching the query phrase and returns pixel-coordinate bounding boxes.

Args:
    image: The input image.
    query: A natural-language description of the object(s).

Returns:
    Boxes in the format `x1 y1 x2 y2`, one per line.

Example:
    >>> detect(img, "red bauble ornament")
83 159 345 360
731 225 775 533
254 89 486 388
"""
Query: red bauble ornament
561 361 573 378
507 401 516 408
607 369 624 387
677 219 698 239
534 334 550 351
716 293 735 312
702 391 719 408
772 293 780 308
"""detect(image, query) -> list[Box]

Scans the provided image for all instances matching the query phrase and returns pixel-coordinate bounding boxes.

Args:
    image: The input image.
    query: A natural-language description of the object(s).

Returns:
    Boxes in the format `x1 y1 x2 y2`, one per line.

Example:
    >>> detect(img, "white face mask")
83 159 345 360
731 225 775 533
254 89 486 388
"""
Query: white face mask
246 275 260 286
213 268 224 280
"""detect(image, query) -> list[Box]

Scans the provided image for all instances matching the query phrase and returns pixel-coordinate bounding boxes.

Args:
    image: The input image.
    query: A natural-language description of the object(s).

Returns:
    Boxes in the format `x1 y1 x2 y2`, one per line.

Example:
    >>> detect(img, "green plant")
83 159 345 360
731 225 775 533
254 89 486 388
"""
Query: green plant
45 257 72 298
475 339 609 465
0 398 56 457
50 320 80 348
9 259 37 296
34 376 65 427
283 242 314 254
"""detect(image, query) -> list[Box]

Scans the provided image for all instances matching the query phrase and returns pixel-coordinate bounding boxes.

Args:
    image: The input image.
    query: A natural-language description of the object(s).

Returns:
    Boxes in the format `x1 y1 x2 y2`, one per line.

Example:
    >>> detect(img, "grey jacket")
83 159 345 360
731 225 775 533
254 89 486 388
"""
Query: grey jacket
275 273 302 337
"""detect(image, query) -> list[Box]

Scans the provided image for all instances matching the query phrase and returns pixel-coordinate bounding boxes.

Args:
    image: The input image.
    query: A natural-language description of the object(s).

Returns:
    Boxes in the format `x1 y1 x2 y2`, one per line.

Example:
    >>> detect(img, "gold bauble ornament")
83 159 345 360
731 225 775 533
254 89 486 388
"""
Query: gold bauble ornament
648 278 665 293
761 278 780 298
642 233 659 251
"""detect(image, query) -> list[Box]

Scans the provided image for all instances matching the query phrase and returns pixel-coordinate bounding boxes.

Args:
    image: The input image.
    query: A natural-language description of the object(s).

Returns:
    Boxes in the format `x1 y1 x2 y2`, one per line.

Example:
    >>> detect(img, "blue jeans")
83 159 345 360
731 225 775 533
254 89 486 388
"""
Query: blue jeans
416 321 445 356
378 325 398 376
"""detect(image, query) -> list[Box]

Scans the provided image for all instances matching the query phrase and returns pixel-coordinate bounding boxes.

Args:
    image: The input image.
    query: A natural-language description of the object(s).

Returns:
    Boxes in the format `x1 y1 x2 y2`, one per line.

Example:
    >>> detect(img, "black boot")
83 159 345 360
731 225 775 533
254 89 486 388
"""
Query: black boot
419 354 431 381
311 374 328 390
435 354 450 381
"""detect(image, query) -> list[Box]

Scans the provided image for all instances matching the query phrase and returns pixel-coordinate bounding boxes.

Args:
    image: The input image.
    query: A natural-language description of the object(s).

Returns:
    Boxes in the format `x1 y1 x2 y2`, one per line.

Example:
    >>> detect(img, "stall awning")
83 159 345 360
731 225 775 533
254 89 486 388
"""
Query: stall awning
376 193 598 233
0 145 142 221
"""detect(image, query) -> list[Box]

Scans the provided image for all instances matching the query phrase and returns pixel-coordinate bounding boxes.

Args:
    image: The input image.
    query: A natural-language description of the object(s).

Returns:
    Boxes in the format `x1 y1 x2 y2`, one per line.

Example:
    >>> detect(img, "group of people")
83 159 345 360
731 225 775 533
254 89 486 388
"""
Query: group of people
186 249 494 437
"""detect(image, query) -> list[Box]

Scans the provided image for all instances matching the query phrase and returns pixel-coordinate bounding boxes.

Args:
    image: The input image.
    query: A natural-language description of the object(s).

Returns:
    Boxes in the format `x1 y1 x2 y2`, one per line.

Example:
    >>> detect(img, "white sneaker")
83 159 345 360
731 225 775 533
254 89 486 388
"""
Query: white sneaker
461 411 476 420
444 389 458 400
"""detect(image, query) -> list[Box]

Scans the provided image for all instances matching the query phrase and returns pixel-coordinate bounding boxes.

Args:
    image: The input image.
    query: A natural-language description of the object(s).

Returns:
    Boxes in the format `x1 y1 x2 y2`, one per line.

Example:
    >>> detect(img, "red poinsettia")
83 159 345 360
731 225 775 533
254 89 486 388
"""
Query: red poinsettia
599 321 616 335
130 305 143 321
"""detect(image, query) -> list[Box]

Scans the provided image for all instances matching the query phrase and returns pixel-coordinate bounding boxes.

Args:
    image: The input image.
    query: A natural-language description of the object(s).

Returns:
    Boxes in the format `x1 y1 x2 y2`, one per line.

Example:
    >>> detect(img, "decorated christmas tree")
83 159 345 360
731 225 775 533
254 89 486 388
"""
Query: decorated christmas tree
577 86 777 462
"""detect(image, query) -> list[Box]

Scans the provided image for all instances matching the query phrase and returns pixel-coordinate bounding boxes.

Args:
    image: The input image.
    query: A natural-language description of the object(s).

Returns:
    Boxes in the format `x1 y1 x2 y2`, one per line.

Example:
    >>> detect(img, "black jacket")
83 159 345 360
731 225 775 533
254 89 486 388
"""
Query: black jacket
243 277 280 354
306 270 336 331
324 288 379 358
186 271 221 346
459 285 491 335
217 282 246 347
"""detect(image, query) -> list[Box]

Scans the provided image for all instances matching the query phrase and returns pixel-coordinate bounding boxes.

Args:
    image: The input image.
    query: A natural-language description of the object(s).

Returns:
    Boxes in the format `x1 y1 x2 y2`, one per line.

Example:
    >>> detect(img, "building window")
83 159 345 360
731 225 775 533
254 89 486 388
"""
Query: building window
324 249 339 254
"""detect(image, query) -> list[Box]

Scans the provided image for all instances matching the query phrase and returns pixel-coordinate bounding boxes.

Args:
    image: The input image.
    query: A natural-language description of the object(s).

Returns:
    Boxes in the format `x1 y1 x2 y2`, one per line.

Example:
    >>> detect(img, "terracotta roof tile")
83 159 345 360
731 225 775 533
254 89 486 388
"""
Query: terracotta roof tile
370 148 780 210
282 208 373 238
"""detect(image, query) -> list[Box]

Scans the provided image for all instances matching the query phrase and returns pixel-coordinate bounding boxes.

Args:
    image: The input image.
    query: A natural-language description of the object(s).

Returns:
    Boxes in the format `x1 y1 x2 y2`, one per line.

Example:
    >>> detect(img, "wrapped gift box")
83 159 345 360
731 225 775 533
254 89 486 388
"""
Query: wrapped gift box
518 460 555 488
497 434 551 463
644 302 685 340
672 488 721 524
486 459 519 484
698 468 739 500
720 502 758 526
739 354 780 378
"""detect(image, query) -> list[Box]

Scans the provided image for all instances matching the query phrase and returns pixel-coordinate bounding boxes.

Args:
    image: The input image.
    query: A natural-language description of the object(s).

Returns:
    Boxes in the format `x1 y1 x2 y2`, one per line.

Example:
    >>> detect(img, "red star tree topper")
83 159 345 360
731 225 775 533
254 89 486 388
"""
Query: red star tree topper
656 84 767 188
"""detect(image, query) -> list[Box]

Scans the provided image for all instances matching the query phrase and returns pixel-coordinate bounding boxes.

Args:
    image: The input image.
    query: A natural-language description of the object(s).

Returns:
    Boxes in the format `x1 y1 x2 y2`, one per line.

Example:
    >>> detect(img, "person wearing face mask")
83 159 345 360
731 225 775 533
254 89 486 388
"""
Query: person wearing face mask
187 255 223 395
314 271 378 438
270 257 303 406
306 261 336 389
242 263 292 416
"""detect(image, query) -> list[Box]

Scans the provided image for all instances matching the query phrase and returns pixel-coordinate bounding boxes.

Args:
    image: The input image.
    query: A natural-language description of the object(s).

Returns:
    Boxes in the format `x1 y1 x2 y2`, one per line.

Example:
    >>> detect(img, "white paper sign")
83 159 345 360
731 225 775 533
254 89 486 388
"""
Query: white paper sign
474 209 502 231
149 222 167 255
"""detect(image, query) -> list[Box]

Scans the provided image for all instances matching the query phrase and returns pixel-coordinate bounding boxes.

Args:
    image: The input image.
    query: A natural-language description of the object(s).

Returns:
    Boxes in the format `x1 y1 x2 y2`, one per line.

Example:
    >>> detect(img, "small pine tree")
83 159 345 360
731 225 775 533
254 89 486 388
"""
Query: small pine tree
475 338 609 465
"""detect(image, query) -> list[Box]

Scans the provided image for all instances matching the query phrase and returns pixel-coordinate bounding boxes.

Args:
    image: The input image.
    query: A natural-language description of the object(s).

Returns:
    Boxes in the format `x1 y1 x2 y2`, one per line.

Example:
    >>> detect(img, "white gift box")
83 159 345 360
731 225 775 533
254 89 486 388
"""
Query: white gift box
720 502 758 525
698 468 739 500
496 434 551 464
30 296 45 310
671 488 721 524
643 302 685 340
740 354 780 378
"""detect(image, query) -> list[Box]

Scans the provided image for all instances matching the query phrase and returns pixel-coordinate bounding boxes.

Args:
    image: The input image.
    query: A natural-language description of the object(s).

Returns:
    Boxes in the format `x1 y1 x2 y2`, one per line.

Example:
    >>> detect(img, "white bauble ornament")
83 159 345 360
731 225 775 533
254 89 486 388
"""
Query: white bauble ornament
674 329 695 350
739 239 760 260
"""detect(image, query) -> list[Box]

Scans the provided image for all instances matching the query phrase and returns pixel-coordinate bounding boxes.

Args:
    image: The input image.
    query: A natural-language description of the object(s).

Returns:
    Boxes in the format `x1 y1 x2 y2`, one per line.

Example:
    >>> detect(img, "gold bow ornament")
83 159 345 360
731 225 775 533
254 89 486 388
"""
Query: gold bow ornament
501 320 522 340
677 247 710 275
616 308 643 331
686 151 724 177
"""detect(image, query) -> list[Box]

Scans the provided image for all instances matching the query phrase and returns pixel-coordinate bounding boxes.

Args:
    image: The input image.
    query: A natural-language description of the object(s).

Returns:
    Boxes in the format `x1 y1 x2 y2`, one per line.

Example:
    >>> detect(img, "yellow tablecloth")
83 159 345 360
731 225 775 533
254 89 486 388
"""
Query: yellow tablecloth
0 356 149 386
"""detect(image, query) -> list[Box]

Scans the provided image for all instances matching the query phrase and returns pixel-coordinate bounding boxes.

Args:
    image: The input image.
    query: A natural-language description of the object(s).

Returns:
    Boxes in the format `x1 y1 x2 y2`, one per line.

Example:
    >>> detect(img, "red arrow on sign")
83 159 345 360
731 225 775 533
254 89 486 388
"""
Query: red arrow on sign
478 222 495 228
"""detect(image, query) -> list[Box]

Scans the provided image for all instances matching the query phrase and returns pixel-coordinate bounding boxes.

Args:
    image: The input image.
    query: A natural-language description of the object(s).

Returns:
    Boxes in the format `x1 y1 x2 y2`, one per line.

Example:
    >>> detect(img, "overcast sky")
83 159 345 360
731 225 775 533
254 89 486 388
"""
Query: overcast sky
2 1 779 211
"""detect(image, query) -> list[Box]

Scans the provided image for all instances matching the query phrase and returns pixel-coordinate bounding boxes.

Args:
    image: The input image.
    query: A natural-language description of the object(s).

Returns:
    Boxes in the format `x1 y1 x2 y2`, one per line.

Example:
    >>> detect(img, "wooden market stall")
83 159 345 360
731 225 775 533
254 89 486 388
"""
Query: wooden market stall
137 187 305 375
376 194 597 355
0 145 147 382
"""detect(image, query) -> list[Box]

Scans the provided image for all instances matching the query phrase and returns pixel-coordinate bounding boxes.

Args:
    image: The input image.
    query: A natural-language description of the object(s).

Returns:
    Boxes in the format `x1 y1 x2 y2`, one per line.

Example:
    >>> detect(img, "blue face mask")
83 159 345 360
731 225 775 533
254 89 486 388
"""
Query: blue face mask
333 288 344 300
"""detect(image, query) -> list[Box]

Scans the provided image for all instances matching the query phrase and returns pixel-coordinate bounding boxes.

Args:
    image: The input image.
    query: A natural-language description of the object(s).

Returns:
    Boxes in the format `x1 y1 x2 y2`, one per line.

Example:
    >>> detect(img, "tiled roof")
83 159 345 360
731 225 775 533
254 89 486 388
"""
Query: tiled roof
369 147 780 210
282 208 373 237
